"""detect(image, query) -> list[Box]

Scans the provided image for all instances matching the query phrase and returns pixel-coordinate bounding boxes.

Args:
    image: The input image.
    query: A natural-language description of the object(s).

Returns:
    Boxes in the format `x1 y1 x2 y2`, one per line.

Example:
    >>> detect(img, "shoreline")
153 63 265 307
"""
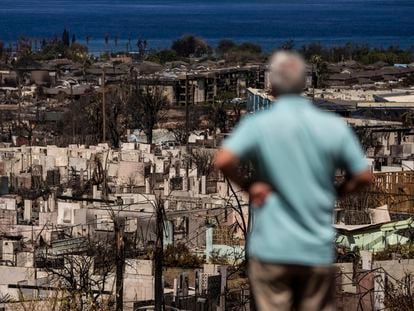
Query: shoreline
2 36 414 56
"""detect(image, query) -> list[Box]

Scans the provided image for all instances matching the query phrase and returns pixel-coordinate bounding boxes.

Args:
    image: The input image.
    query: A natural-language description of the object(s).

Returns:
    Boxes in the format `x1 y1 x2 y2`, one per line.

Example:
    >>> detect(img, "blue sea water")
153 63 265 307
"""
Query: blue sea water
0 0 413 53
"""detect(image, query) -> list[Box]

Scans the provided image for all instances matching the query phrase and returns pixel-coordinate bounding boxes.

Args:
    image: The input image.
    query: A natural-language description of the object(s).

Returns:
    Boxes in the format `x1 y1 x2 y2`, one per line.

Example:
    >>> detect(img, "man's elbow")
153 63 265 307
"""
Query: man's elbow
214 149 239 173
214 153 226 171
338 170 372 197
359 170 373 186
353 170 373 189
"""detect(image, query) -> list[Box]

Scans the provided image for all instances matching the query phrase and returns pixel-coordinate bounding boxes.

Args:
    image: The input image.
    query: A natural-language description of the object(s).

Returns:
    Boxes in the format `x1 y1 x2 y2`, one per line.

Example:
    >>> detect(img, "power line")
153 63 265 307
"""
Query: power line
183 208 229 245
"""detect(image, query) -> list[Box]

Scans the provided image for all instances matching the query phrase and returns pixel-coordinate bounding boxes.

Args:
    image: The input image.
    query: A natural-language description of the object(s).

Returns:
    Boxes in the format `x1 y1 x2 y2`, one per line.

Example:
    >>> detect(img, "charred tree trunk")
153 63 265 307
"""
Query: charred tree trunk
154 203 164 311
115 217 125 311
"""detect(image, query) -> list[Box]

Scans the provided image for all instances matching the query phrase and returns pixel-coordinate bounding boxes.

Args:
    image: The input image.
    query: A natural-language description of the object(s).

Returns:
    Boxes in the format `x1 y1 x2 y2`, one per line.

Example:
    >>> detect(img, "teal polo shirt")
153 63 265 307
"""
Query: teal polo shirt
223 95 367 266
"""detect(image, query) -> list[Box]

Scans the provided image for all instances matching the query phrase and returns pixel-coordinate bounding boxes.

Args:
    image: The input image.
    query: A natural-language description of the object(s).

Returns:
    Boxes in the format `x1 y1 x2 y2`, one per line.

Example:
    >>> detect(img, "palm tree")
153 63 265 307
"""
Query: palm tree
104 33 109 50
310 54 327 90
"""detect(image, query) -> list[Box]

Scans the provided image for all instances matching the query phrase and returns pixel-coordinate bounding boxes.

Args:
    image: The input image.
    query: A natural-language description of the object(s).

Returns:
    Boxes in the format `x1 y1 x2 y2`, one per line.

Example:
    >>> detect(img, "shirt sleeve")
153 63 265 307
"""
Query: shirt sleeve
338 125 368 176
222 117 257 161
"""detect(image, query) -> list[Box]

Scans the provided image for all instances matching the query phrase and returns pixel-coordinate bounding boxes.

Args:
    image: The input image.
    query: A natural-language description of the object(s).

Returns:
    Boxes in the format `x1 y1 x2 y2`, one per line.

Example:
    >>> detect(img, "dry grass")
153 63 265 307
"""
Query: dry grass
7 288 114 311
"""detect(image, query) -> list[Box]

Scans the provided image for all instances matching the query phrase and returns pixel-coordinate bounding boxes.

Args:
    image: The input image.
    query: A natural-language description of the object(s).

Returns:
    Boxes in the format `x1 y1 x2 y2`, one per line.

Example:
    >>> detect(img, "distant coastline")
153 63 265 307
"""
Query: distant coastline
1 0 413 53
3 37 414 56
3 32 413 68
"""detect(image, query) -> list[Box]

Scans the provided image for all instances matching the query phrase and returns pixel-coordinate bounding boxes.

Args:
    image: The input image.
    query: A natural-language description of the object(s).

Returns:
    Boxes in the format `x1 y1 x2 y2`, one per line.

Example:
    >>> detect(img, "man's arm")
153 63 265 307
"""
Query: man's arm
336 170 372 198
214 148 249 191
336 124 373 197
215 148 272 206
217 116 273 206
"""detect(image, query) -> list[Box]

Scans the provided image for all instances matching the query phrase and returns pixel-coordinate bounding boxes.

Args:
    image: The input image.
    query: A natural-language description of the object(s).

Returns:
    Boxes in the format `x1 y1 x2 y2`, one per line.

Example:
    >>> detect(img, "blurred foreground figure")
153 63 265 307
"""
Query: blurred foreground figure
215 51 372 311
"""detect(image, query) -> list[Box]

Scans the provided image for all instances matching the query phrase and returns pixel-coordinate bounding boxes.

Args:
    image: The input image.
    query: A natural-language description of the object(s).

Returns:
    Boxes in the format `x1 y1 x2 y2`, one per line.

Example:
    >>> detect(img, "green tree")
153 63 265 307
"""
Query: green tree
163 243 203 268
217 39 236 54
209 249 230 265
137 39 148 59
310 55 327 88
62 28 70 47
171 35 210 57
147 49 178 64
0 41 4 59
67 42 89 62
237 42 262 54
279 40 295 51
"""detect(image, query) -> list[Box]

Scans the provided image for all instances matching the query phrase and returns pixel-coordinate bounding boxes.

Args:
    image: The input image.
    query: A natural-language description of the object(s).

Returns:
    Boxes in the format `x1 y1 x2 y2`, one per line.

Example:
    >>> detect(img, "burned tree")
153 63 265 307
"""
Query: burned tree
128 86 168 144
37 238 115 311
208 97 229 135
186 148 215 178
153 194 166 311
106 87 128 148
59 95 102 145
169 108 202 145
60 87 128 148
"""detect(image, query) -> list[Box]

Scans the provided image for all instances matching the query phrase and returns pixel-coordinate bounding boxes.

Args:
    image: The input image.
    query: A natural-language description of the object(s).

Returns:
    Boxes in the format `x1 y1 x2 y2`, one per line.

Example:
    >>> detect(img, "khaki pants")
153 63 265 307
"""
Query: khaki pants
249 259 335 311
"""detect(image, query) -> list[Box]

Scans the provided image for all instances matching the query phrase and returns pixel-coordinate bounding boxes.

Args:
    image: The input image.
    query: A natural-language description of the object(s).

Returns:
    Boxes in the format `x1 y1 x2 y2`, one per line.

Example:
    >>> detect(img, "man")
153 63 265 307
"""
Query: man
214 51 372 311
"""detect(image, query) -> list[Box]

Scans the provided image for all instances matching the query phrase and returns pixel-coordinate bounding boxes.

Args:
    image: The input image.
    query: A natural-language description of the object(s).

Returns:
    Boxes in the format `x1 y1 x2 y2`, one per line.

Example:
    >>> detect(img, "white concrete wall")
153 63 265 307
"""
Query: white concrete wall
57 202 82 225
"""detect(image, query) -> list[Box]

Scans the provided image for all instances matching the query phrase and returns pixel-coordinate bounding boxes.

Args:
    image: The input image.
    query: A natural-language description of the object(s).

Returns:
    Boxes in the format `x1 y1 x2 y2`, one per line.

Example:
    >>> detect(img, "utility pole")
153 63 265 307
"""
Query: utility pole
154 198 164 311
312 63 315 101
185 73 189 151
115 216 125 311
18 73 22 136
102 68 106 143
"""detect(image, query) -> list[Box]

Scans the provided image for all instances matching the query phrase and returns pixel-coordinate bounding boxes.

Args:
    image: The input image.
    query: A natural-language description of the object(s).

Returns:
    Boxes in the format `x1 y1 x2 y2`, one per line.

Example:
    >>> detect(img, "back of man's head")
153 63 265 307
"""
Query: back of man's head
268 51 306 96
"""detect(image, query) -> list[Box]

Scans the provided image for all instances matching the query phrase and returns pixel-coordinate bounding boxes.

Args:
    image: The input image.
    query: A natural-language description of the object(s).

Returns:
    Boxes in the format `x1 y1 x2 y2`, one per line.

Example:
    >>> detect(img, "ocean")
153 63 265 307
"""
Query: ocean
0 0 413 53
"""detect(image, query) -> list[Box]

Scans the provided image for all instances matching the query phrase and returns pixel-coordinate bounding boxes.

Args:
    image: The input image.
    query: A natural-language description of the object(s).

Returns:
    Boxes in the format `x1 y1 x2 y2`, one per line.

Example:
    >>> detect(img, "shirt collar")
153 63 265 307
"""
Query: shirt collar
273 94 310 108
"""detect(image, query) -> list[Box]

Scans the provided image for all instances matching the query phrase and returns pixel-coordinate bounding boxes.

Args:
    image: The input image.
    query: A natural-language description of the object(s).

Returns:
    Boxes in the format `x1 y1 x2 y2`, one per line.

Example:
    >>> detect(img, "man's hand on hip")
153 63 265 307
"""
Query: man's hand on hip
249 182 272 207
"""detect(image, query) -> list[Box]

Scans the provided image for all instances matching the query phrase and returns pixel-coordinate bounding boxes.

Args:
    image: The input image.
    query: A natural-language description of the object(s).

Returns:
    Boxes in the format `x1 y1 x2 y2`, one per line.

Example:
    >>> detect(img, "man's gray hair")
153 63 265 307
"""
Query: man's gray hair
268 51 306 95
